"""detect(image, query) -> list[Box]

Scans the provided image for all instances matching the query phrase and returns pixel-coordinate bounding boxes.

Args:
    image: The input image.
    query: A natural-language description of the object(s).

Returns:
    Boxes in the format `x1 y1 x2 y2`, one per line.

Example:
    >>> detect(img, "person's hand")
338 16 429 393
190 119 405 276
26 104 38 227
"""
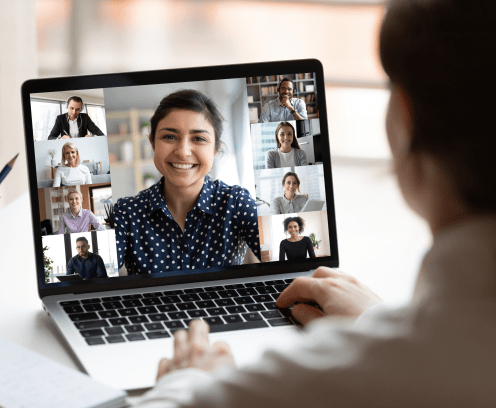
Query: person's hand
157 320 235 380
61 135 71 139
84 134 93 137
281 95 293 110
276 267 382 325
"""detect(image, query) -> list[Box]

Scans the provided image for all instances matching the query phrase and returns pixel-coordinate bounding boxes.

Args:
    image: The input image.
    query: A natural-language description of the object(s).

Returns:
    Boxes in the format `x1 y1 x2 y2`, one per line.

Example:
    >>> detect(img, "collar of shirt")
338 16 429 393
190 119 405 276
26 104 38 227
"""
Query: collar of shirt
147 176 216 219
282 194 298 204
68 207 83 219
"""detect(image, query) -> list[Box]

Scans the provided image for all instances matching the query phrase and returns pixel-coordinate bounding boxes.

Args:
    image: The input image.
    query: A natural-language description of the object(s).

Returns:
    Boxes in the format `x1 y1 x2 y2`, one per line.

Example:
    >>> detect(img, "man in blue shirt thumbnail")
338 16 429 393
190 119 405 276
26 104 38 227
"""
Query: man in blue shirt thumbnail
67 237 108 279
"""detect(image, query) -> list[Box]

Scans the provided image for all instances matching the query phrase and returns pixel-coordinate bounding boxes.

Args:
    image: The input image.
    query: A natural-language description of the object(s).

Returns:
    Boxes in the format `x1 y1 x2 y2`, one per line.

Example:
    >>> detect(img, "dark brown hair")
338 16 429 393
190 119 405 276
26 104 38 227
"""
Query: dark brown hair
283 216 305 233
150 90 224 151
380 0 496 212
275 122 299 149
67 96 83 107
277 77 295 93
282 172 301 193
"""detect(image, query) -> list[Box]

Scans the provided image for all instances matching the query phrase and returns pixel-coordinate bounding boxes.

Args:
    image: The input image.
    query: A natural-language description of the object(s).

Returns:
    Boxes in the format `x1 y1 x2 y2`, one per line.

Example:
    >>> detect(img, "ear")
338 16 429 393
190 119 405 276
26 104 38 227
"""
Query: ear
149 135 155 151
396 86 413 134
87 244 91 250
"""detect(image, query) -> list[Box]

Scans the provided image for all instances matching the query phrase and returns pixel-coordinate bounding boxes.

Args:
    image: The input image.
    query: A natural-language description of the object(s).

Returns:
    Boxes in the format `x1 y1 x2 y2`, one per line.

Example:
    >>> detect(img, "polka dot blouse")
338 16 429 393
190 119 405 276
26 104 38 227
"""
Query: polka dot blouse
114 176 261 275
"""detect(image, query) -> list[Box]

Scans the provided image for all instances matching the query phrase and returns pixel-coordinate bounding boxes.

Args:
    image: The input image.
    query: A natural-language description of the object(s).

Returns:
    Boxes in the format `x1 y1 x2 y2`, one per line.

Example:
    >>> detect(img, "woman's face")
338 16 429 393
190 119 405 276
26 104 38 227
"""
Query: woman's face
68 193 82 211
64 147 78 166
287 221 300 237
151 109 217 192
277 126 294 149
283 176 299 197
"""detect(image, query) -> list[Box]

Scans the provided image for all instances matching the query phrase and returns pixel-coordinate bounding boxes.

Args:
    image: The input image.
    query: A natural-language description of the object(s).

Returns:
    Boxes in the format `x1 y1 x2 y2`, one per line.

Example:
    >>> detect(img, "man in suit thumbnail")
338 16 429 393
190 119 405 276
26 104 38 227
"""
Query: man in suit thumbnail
48 96 105 140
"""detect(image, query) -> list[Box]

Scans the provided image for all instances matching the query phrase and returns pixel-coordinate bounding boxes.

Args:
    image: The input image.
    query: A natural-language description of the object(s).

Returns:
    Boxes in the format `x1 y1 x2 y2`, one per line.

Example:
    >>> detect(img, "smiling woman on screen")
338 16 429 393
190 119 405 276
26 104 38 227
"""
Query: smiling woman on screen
265 121 308 169
52 142 92 187
114 90 260 275
273 172 308 215
58 189 105 234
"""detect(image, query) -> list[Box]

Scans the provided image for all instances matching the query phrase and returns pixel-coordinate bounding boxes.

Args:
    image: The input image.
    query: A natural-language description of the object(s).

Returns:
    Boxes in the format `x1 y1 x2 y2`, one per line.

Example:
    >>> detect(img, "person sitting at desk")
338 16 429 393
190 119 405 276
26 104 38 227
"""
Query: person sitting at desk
58 189 106 234
48 96 104 140
265 122 308 168
273 172 308 214
114 89 260 275
259 78 307 123
66 237 108 279
53 142 92 187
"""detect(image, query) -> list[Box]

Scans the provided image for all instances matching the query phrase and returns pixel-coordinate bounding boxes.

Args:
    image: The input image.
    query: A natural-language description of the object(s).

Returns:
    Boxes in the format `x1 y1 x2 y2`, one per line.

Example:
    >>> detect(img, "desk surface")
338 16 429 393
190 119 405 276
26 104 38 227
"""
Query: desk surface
0 160 431 380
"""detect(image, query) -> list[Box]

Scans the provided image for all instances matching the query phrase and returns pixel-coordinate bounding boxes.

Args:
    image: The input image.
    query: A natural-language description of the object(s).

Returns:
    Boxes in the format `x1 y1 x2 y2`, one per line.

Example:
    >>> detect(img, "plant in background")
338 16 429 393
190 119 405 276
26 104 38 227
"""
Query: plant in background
309 233 322 249
43 245 53 284
47 149 56 159
100 197 115 228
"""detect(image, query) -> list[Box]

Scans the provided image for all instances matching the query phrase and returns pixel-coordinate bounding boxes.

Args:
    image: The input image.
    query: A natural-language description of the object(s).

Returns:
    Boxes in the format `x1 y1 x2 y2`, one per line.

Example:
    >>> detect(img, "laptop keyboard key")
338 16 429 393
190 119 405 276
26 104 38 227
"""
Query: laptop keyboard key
122 299 143 308
143 292 163 298
268 318 293 327
198 292 219 300
83 303 104 312
224 284 244 289
204 285 224 291
196 300 216 309
245 304 266 312
86 337 105 345
244 282 265 288
124 324 145 333
226 305 247 314
109 317 129 326
106 335 126 343
122 294 143 300
137 306 158 314
242 312 263 321
162 290 184 296
148 314 169 322
126 333 145 341
75 320 109 330
63 305 84 314
146 331 171 339
223 315 243 323
274 284 289 293
233 296 254 305
180 294 201 302
184 288 204 293
81 298 101 304
161 295 181 304
98 310 119 319
262 310 283 319
142 298 162 306
118 308 139 317
217 290 238 298
169 311 188 320
145 322 164 331
80 329 105 338
214 298 235 307
264 302 277 310
256 286 277 295
164 321 185 329
103 301 123 310
204 316 225 326
187 310 208 318
105 326 125 335
236 288 257 296
177 302 198 311
102 296 122 301
253 294 274 303
69 312 99 322
207 307 226 316
265 280 285 286
129 315 150 324
208 320 269 333
157 304 178 313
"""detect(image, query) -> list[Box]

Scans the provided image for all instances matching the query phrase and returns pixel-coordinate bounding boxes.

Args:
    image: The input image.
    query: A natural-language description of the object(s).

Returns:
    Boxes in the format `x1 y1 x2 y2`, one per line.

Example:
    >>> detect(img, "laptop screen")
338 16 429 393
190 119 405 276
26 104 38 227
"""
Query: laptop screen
23 60 338 294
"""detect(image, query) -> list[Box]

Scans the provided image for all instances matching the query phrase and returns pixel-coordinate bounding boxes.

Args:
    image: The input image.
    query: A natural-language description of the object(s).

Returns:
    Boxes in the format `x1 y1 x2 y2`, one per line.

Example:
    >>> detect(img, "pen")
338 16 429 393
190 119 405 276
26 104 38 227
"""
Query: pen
0 153 19 185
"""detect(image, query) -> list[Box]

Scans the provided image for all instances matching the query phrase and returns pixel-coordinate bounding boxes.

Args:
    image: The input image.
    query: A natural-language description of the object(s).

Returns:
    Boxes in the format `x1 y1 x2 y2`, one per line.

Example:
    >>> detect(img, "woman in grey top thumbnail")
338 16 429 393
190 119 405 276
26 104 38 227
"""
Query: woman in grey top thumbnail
279 216 316 261
273 171 308 214
265 122 308 169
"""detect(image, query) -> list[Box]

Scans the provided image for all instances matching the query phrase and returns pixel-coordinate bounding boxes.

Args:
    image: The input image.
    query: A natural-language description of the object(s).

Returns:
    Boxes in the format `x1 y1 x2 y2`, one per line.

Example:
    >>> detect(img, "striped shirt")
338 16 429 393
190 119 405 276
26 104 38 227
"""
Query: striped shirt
58 208 105 234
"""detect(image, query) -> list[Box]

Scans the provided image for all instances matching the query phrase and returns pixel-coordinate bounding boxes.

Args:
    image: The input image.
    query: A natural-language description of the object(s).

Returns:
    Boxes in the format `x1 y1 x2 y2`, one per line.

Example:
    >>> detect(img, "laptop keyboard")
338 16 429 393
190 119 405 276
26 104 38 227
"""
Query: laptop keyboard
59 279 296 346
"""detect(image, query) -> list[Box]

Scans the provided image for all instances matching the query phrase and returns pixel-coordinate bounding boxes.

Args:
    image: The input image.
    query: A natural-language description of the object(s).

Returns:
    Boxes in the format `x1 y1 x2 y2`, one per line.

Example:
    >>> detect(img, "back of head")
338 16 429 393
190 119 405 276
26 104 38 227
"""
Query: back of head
380 0 496 213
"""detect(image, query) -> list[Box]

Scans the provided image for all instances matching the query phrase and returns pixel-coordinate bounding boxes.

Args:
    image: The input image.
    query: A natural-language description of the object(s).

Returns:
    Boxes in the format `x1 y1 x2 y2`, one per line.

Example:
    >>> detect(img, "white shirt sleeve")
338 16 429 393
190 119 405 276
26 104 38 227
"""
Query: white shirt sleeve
53 168 62 187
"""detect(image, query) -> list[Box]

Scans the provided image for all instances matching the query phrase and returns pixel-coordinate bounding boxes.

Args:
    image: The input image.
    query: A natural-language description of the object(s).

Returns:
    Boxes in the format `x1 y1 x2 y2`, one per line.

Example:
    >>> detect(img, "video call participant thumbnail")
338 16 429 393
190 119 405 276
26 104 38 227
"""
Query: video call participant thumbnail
67 237 108 279
266 122 308 169
273 172 308 214
259 77 308 123
48 96 104 140
114 90 260 275
58 189 105 234
279 216 316 261
53 142 92 187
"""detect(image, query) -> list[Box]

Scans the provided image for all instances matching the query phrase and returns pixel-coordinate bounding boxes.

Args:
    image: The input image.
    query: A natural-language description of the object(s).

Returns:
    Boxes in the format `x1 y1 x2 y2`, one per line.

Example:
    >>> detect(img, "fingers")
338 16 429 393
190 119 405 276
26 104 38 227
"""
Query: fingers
188 320 210 365
172 329 189 368
276 277 326 308
292 303 324 325
157 358 172 380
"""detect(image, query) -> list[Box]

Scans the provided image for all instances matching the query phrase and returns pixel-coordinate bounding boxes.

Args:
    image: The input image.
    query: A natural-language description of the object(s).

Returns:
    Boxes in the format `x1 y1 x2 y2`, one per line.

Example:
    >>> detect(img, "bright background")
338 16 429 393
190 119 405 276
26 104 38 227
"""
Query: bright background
0 0 431 307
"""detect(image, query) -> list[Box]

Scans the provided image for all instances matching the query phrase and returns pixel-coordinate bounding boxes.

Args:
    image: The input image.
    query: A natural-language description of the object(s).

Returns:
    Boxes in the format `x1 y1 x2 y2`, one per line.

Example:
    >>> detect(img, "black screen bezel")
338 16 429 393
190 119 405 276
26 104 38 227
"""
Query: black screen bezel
21 59 339 298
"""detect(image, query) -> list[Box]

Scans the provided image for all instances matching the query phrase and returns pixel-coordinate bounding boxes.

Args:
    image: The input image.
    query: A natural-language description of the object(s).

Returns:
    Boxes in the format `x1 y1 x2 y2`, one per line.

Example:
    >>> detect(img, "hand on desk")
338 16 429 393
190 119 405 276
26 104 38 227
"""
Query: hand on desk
276 267 382 325
157 320 234 380
60 135 71 139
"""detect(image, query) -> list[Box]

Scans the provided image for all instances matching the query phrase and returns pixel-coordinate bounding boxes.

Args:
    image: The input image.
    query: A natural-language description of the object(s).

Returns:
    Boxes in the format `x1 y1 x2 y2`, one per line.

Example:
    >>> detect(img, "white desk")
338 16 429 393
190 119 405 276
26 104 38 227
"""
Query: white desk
0 160 431 378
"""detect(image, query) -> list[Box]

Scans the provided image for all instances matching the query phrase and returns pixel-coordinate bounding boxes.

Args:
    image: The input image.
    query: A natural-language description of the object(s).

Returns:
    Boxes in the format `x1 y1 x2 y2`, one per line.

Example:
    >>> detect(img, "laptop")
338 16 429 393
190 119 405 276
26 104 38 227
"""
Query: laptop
21 59 339 391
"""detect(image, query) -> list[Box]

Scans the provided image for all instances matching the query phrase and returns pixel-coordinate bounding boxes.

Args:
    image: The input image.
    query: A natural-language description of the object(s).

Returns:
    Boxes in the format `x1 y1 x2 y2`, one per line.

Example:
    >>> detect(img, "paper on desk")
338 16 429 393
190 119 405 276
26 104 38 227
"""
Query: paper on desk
0 338 127 408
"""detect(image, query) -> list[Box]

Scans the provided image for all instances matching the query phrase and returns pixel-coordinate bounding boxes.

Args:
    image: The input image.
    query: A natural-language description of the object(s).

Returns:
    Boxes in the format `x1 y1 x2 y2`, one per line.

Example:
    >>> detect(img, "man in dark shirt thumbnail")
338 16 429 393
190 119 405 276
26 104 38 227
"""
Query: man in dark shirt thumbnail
67 237 108 279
